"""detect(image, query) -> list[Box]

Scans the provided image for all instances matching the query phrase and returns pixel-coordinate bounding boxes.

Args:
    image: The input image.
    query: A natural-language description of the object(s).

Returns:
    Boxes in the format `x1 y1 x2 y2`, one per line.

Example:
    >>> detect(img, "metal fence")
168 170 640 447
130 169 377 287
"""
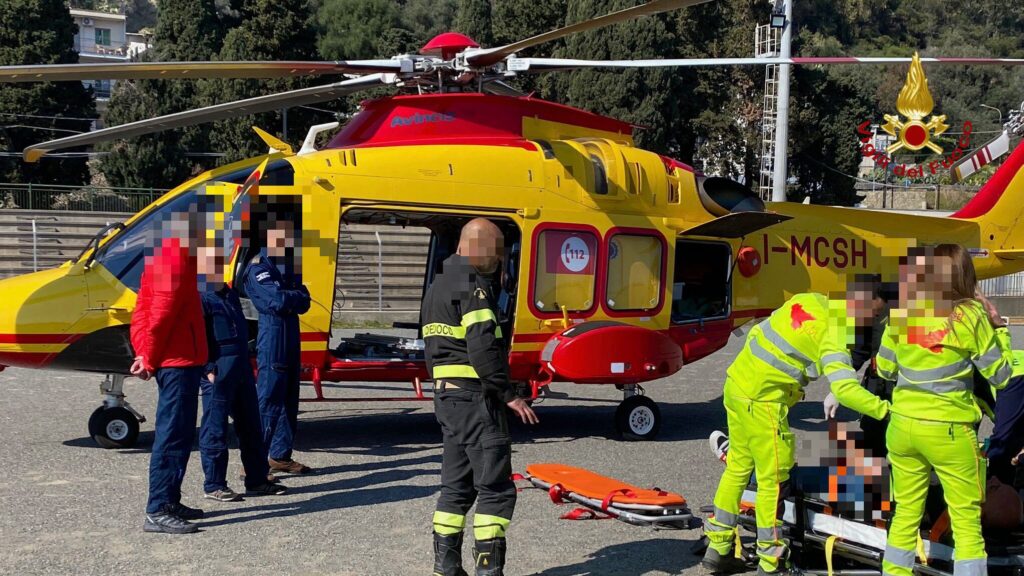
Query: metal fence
981 273 1024 297
0 183 166 213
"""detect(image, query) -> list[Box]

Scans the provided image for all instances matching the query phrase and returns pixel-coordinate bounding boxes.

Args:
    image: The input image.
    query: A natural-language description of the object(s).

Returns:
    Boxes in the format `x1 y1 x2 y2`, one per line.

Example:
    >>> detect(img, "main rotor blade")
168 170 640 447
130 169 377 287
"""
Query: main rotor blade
24 74 389 162
510 56 1024 71
0 60 407 83
466 0 713 68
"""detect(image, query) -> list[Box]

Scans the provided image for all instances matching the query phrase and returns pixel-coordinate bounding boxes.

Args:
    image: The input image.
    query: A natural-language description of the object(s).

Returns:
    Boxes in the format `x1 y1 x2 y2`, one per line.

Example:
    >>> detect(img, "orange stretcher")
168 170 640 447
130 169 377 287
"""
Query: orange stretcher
520 463 697 529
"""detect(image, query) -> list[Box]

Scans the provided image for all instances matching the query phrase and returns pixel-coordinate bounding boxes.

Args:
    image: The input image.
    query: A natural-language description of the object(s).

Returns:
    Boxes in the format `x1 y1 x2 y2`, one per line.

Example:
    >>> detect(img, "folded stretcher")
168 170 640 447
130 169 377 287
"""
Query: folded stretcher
520 463 697 530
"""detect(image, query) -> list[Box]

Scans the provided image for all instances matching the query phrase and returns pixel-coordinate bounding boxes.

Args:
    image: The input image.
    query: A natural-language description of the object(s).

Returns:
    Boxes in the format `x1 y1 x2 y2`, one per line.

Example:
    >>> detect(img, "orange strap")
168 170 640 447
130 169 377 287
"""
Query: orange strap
929 510 950 543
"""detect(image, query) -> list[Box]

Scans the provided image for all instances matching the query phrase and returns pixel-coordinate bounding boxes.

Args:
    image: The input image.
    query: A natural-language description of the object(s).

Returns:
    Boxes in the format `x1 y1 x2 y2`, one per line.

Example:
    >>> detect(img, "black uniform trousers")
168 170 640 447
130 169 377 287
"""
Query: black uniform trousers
434 383 516 524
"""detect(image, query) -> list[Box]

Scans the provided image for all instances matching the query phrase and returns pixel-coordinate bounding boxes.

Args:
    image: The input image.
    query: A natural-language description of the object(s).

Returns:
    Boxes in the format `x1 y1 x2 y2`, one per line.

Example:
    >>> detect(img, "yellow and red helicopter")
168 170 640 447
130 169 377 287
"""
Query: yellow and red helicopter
1 0 1024 446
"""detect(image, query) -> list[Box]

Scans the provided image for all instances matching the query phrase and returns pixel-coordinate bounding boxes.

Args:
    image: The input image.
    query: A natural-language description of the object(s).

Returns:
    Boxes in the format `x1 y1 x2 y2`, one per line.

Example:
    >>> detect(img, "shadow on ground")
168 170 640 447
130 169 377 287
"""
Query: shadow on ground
532 536 704 575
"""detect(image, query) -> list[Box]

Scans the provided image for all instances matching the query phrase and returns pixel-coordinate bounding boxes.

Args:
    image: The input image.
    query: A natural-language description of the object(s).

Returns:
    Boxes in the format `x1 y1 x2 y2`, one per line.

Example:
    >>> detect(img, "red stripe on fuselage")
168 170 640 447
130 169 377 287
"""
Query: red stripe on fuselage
0 333 83 344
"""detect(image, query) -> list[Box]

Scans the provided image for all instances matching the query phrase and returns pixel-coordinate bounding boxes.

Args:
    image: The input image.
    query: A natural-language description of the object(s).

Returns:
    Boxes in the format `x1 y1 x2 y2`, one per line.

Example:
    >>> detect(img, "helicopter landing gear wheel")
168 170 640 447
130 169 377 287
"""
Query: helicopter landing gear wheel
89 374 146 449
88 406 140 449
615 385 661 441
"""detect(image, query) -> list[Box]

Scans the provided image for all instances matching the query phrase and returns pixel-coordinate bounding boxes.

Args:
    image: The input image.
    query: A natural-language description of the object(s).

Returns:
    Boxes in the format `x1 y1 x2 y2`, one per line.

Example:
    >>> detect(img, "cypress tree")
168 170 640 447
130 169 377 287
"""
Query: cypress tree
0 0 96 186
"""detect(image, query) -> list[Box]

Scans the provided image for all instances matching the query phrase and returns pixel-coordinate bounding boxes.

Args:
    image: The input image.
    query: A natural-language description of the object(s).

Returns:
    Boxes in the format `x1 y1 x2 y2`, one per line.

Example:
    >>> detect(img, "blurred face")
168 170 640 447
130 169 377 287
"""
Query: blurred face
845 283 875 328
901 253 954 315
266 222 294 258
462 228 503 274
197 245 223 284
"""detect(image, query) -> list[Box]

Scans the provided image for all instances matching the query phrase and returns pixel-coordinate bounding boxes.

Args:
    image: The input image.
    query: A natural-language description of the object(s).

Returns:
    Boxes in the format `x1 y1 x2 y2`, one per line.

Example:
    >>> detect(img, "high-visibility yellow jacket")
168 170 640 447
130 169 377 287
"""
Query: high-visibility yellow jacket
725 292 890 420
876 299 1013 423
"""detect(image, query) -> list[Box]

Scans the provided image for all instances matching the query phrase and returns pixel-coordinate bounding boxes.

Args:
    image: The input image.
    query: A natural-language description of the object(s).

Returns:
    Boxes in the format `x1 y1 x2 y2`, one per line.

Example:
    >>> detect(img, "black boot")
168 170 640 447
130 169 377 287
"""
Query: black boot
433 532 468 576
472 538 506 576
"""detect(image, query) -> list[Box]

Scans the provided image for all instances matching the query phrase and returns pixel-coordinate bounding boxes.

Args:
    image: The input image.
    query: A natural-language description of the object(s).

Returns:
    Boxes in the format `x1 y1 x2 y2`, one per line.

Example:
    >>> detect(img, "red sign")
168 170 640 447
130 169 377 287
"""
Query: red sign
544 231 597 275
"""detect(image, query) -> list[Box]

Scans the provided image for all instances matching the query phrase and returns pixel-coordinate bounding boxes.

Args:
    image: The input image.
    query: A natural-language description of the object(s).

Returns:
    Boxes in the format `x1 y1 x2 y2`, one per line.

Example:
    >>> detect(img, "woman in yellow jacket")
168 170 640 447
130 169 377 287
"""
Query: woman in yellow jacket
877 244 1014 576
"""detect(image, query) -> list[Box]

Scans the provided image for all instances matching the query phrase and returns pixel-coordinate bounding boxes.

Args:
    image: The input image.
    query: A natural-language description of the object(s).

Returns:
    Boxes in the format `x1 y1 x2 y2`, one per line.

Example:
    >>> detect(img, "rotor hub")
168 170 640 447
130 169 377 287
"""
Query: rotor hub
420 32 479 61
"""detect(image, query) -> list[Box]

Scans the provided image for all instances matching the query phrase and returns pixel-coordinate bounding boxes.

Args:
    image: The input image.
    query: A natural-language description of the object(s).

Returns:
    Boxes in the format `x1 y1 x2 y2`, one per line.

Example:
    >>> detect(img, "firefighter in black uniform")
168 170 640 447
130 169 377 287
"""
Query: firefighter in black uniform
423 218 539 576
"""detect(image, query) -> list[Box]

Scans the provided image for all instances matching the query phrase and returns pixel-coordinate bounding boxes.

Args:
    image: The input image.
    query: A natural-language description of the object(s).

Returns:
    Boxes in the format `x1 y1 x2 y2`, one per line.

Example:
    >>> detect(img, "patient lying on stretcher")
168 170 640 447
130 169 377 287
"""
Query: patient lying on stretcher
712 420 1024 536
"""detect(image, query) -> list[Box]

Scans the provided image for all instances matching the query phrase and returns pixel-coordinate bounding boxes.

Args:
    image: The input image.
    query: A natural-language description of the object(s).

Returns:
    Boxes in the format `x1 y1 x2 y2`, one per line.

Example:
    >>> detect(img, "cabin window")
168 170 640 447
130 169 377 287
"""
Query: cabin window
532 229 598 314
605 233 663 311
672 240 731 323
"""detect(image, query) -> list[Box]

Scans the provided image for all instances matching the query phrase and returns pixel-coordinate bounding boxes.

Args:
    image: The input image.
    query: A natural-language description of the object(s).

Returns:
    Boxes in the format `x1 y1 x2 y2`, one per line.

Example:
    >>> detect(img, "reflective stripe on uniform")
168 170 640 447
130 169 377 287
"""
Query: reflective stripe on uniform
884 544 916 568
899 360 972 382
896 374 972 393
877 346 897 364
756 526 781 542
462 308 497 328
760 322 818 378
821 352 852 367
756 543 787 558
953 559 987 576
712 507 739 527
992 363 1012 385
433 511 466 535
473 513 510 540
826 368 859 385
975 347 1005 371
750 337 805 382
422 322 467 339
432 364 480 379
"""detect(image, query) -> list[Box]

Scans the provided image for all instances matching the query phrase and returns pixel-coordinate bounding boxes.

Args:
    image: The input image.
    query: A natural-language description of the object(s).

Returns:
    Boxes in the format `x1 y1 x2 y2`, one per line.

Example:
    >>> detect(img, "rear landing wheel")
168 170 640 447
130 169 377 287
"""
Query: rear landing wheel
88 406 140 449
615 395 661 441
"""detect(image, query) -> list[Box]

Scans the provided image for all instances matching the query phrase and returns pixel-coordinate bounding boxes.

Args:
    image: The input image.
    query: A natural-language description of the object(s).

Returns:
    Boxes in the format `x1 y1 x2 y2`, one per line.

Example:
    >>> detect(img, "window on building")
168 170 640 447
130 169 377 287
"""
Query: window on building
95 28 111 46
532 229 598 314
606 233 663 311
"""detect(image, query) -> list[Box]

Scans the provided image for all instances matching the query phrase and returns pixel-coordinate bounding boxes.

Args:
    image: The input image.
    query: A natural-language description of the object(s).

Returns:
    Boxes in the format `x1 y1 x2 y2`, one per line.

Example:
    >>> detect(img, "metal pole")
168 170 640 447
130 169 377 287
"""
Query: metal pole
375 231 383 312
27 182 32 210
770 0 793 202
282 108 288 142
31 218 37 272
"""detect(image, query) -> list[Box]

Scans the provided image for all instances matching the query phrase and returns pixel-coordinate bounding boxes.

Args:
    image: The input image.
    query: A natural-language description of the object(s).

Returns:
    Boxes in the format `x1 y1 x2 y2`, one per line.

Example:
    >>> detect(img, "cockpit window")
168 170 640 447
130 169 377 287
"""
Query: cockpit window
92 189 199 291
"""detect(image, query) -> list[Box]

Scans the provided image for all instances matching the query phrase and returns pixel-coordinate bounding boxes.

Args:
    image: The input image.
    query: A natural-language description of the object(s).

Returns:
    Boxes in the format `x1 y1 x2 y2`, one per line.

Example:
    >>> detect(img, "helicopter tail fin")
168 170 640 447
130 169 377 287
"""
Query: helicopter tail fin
951 138 1024 254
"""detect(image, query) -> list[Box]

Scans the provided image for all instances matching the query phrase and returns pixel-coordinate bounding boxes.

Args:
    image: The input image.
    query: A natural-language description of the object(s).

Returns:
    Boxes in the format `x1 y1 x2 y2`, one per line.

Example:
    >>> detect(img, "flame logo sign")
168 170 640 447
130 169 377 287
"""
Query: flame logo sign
880 52 949 155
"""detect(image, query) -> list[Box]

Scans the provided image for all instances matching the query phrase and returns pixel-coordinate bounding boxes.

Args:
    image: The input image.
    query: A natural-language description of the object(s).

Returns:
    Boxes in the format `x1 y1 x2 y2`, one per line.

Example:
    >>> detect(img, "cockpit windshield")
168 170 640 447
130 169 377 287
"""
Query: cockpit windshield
89 159 296 292
93 189 199 292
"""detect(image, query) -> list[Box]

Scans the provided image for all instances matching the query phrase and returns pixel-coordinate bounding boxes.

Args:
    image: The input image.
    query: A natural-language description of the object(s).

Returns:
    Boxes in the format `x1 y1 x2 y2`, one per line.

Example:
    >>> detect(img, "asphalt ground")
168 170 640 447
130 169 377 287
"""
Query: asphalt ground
2 327 1021 576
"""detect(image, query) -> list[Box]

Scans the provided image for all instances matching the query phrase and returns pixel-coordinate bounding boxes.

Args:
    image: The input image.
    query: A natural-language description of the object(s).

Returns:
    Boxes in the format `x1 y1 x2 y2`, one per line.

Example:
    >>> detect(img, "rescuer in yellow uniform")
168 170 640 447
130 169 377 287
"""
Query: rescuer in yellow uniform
877 244 1014 576
702 285 891 576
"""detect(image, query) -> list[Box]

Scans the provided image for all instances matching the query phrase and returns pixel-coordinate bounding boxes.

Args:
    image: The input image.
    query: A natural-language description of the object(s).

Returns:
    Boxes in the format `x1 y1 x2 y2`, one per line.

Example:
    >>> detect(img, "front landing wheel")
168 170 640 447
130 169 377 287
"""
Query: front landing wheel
614 395 661 441
88 406 140 449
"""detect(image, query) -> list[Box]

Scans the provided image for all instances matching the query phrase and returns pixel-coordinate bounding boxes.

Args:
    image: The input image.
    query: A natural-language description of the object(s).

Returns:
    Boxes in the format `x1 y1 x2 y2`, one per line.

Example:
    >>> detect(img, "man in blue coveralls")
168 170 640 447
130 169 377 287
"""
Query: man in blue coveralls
196 243 288 500
244 207 313 475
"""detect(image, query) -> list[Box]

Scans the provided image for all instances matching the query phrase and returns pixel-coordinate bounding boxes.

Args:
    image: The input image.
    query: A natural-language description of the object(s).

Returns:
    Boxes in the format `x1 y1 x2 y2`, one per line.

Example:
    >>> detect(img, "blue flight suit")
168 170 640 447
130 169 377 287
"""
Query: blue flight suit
198 285 272 492
243 252 311 462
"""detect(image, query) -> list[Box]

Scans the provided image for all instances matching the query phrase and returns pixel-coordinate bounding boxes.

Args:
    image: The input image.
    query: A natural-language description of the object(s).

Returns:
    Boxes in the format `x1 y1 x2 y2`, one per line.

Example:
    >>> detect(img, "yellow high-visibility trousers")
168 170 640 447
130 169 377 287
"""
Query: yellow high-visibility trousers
705 391 795 573
883 414 987 576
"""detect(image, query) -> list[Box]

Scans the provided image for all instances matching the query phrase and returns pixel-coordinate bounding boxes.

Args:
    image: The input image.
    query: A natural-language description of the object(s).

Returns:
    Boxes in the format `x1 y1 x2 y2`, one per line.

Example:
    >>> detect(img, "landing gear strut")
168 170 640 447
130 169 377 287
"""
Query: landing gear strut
88 374 145 449
614 384 661 441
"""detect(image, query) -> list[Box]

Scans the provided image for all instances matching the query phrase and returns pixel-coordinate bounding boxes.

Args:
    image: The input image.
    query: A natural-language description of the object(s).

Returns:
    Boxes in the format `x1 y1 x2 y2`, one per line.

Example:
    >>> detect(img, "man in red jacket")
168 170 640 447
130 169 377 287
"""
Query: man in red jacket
130 210 209 534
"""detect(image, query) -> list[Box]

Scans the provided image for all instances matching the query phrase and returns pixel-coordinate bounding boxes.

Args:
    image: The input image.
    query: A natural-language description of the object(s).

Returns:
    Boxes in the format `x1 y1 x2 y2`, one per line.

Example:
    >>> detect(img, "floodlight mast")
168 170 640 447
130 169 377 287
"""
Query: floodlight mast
771 0 792 202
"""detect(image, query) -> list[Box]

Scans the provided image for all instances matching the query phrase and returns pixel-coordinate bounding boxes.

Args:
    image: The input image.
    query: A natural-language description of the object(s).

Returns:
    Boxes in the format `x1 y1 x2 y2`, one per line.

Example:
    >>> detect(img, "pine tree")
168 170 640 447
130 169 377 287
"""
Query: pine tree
455 0 493 47
205 0 320 162
0 0 96 186
548 0 685 155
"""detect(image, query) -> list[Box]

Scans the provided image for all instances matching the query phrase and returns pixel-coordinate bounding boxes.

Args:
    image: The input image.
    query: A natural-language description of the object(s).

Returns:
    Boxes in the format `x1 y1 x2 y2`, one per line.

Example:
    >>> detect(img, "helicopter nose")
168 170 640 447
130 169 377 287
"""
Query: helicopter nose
0 266 89 369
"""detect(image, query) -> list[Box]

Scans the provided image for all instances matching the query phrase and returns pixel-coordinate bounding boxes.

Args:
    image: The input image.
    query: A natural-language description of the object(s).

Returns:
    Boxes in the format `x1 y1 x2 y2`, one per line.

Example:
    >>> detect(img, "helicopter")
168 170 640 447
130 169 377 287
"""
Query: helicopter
1 0 1024 447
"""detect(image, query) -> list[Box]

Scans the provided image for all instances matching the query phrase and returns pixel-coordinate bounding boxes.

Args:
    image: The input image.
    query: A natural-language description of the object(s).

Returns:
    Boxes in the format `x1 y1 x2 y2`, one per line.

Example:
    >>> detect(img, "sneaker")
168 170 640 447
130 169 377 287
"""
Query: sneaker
204 488 242 502
701 547 750 575
143 509 198 534
167 502 204 520
247 482 287 496
269 458 313 475
710 430 730 464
